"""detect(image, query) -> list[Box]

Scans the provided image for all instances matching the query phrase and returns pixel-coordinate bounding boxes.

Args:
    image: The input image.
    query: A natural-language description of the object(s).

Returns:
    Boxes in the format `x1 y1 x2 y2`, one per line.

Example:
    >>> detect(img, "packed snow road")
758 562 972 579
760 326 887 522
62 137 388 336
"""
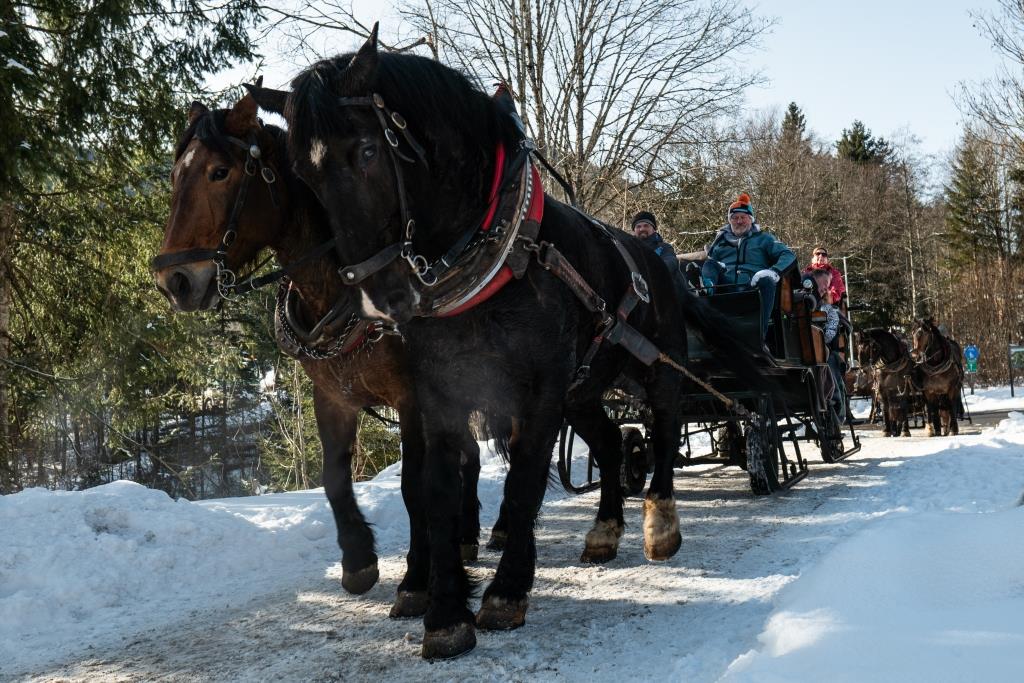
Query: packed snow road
4 412 1024 682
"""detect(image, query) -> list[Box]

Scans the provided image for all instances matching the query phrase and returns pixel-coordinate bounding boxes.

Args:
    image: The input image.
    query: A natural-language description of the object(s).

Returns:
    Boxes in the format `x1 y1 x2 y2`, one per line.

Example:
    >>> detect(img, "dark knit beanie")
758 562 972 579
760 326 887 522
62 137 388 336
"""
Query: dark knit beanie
631 211 657 230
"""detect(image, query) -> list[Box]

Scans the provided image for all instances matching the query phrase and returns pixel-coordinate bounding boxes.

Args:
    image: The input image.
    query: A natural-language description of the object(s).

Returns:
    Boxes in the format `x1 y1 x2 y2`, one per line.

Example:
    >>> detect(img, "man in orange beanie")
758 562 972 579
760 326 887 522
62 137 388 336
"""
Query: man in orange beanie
701 193 795 344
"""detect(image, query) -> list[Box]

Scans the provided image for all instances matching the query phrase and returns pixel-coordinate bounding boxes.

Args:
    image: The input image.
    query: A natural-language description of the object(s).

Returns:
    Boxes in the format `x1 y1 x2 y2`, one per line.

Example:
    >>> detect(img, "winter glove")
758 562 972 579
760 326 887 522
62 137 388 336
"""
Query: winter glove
750 269 780 286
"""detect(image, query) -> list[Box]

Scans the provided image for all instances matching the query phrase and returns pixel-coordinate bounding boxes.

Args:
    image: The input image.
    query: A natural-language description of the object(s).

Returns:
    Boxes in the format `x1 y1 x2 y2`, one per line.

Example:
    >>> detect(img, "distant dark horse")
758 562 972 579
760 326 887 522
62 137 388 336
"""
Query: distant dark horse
249 27 773 659
860 328 913 437
151 95 485 601
911 319 964 436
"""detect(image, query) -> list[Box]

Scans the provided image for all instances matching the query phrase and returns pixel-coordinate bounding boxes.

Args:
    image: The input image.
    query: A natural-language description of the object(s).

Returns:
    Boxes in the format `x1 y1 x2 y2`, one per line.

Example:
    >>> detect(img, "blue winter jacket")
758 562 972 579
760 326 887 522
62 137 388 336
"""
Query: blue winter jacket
705 224 796 284
638 232 687 298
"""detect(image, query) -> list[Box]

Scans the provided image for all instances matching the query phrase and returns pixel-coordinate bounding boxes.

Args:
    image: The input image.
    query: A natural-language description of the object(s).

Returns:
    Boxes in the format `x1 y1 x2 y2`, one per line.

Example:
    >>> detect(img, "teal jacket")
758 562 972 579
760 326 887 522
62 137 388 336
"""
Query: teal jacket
705 224 796 284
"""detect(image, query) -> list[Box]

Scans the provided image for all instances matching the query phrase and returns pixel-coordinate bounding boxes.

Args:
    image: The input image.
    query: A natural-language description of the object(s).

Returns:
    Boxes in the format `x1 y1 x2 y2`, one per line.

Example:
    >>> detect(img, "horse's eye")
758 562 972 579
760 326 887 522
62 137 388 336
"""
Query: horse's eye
361 144 377 162
210 167 230 182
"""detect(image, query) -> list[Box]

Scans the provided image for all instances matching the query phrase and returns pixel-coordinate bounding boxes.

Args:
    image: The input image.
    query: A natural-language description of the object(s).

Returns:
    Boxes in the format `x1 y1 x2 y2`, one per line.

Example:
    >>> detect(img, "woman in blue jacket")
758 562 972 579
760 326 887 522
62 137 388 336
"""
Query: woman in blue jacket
701 193 796 341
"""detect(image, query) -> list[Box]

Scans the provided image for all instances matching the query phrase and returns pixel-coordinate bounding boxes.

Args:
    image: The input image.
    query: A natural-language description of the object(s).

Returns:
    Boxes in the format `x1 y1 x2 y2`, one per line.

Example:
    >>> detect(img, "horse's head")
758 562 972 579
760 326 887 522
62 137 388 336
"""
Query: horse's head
153 94 285 312
250 25 500 325
910 318 937 361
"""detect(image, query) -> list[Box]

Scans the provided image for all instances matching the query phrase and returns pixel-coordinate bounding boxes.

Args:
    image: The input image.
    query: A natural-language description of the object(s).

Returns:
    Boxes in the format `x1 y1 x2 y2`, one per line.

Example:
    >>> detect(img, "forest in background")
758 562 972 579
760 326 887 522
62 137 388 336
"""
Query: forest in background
2 0 1022 496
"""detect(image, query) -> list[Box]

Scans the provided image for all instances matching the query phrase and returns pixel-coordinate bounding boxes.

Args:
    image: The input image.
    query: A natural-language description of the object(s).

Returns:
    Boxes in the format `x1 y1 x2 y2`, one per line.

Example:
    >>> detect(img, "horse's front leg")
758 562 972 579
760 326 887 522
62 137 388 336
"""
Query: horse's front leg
418 406 477 660
926 398 940 437
313 388 378 594
391 401 430 618
476 382 566 632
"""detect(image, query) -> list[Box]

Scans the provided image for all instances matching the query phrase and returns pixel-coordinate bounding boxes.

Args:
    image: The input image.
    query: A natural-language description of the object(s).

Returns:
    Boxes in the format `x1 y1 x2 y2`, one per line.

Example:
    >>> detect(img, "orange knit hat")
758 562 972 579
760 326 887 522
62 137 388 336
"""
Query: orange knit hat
728 193 754 217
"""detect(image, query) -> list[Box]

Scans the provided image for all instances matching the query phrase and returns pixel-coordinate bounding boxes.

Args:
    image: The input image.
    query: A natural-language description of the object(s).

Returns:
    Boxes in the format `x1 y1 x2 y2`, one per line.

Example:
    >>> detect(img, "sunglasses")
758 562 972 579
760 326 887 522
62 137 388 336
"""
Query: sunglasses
813 251 828 257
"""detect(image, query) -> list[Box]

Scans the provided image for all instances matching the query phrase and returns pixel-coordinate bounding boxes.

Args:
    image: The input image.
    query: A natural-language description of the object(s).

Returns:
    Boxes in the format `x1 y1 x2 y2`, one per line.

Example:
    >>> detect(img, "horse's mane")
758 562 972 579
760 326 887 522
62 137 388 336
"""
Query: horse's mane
174 109 231 161
286 51 511 200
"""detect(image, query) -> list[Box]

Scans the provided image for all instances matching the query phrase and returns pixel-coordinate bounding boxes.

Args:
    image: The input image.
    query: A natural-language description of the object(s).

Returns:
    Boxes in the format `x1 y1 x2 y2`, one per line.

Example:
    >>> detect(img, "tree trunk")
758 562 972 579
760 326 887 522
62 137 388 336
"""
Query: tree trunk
0 203 14 492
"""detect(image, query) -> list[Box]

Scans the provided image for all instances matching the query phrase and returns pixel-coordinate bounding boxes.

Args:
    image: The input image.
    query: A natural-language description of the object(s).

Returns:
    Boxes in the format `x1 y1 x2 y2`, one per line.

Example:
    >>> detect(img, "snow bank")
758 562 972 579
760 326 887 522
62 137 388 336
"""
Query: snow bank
963 385 1024 413
0 481 332 672
723 414 1024 683
0 441 522 675
722 508 1024 683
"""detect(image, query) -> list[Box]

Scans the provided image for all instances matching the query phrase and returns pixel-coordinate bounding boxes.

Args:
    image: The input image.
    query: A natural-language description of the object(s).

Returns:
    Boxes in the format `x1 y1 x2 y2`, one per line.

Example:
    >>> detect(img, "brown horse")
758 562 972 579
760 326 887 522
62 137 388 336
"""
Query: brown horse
860 328 913 437
911 319 964 437
152 95 485 606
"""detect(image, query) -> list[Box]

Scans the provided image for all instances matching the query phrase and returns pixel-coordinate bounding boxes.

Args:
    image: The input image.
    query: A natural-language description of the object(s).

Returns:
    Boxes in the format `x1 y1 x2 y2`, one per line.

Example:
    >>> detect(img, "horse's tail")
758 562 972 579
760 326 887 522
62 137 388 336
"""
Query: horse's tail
481 412 513 464
677 288 781 399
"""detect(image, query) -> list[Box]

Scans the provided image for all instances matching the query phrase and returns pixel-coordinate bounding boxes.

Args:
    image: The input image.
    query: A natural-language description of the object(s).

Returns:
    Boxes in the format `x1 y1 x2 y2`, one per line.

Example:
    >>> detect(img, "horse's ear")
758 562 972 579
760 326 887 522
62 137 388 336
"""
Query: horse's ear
341 22 380 91
243 80 288 115
188 101 209 125
225 94 259 135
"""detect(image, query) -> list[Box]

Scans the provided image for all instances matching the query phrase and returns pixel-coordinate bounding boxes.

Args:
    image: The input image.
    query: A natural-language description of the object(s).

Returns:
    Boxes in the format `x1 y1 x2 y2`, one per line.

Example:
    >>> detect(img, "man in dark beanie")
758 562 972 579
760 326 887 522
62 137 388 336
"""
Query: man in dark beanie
631 211 680 277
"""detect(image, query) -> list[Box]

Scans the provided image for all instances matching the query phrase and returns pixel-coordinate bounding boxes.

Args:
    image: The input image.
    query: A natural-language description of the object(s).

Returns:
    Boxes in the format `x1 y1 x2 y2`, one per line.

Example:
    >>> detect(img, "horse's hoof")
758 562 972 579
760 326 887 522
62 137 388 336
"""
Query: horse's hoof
421 622 476 660
389 590 428 619
580 519 623 564
901 431 911 437
476 594 528 630
643 496 681 561
341 562 379 595
461 543 479 563
486 529 507 551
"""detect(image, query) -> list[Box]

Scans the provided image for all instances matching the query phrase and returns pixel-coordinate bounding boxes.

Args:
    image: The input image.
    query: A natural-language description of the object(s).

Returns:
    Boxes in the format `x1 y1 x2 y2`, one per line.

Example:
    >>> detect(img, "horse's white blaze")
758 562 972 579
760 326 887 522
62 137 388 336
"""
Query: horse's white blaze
172 148 196 181
310 139 327 168
360 288 394 323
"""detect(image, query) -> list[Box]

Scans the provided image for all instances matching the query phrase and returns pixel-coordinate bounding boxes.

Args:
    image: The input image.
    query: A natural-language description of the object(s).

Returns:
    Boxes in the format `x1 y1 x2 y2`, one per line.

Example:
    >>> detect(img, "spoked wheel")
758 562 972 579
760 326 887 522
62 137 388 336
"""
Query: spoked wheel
818 407 845 464
745 415 781 495
619 427 649 496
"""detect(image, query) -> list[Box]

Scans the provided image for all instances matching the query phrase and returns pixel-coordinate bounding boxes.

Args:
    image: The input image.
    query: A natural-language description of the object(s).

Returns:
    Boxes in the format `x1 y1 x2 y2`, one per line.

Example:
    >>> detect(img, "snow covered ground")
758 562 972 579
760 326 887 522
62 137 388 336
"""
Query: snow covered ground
2 411 1023 682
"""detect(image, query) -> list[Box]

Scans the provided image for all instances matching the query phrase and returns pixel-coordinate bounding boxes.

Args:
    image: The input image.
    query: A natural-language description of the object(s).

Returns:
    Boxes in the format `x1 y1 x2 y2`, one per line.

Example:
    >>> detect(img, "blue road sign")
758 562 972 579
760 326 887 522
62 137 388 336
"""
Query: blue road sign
965 344 980 361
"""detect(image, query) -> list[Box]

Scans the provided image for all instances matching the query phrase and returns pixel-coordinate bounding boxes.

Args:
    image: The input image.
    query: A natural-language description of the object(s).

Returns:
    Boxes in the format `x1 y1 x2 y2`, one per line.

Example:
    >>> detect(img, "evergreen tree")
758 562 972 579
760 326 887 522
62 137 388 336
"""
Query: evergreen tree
836 120 891 163
944 135 1003 265
781 102 807 144
0 2 261 493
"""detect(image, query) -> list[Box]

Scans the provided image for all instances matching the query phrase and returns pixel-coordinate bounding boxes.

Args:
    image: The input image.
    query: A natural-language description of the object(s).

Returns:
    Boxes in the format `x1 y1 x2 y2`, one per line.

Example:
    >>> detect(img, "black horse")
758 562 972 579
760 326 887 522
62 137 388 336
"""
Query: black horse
860 328 914 437
249 27 773 659
911 319 964 436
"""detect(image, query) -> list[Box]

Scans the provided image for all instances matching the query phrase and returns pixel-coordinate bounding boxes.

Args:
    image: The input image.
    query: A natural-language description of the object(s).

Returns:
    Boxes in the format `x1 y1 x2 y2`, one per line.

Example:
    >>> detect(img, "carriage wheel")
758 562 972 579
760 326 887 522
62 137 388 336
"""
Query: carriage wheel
619 427 648 496
818 407 845 464
746 415 781 495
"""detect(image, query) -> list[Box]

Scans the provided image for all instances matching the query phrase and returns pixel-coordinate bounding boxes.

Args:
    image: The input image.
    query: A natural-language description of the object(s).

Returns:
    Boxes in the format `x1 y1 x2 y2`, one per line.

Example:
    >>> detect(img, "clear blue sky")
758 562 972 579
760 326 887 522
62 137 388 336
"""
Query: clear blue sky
744 1 1005 156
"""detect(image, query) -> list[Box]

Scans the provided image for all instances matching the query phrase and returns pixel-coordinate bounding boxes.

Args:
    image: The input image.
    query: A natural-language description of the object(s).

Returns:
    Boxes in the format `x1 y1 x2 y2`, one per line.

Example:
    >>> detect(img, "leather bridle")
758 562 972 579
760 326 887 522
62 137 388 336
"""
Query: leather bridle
151 133 282 298
329 93 442 289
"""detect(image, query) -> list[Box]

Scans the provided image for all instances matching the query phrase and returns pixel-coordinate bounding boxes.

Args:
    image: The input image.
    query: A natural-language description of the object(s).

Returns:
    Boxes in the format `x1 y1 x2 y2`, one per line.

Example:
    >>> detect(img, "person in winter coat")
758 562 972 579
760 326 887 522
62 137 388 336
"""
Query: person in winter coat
801 246 846 304
810 269 846 424
631 211 685 295
700 193 796 340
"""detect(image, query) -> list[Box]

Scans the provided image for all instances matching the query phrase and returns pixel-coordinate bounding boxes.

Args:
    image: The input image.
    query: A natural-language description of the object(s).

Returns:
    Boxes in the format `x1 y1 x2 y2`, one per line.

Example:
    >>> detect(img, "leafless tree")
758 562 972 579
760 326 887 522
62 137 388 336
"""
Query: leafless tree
401 0 769 219
959 0 1024 153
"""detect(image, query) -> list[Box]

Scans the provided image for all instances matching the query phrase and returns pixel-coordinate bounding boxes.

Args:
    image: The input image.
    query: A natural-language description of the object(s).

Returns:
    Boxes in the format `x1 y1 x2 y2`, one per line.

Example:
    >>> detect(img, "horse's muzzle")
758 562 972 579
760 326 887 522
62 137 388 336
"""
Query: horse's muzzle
154 262 219 312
